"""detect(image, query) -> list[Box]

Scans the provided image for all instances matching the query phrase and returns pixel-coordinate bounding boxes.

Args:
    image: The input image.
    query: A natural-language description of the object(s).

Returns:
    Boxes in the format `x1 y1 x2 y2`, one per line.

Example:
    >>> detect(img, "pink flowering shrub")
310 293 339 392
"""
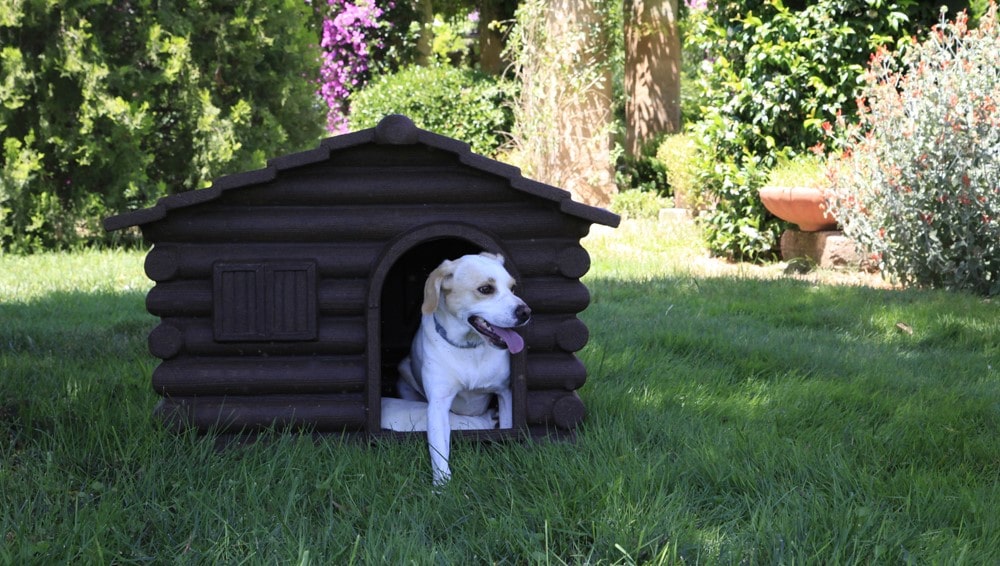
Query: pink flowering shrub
318 1 389 134
825 3 1000 295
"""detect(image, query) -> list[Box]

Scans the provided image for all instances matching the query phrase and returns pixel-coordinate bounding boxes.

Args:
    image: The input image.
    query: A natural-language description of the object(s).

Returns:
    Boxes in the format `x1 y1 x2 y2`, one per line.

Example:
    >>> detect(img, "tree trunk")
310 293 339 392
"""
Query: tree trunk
477 0 511 75
510 0 615 207
415 0 434 66
624 0 681 156
549 0 615 205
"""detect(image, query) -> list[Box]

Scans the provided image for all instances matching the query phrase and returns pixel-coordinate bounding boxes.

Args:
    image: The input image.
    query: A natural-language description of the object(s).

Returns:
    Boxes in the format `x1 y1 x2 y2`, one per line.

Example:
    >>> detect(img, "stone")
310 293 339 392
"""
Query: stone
780 229 863 268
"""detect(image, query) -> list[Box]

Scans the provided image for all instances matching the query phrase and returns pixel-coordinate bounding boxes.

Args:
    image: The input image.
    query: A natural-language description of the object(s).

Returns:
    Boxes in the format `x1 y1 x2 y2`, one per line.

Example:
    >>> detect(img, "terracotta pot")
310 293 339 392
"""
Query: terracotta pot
758 185 837 232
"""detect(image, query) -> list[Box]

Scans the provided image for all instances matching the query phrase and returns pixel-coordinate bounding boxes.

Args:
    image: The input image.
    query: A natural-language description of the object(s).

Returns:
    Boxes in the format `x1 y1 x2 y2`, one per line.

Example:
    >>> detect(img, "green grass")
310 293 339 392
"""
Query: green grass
2 223 999 564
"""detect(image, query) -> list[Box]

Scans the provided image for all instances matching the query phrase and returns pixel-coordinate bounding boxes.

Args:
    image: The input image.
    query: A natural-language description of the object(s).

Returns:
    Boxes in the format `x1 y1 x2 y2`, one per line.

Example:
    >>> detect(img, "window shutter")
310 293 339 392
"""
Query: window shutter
266 263 317 340
214 262 317 342
214 264 267 341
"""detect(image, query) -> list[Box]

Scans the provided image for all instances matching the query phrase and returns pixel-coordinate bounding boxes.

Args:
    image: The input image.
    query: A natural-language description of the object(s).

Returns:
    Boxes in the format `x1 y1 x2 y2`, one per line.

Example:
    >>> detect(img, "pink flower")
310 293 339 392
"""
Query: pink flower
317 0 388 133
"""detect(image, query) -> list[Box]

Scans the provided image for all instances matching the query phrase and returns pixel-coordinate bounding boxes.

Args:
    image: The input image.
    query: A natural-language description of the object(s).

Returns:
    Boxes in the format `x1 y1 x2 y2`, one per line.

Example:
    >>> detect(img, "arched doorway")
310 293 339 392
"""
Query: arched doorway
366 223 526 434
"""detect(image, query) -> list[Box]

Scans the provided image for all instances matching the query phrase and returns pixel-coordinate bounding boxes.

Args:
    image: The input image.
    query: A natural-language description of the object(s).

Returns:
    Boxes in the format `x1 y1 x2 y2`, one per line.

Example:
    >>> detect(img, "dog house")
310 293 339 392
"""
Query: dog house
104 114 619 439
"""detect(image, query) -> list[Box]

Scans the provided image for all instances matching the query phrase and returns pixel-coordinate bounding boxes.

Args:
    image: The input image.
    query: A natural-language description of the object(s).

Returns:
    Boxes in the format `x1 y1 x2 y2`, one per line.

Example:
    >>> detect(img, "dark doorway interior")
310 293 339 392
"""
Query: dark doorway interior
378 237 483 397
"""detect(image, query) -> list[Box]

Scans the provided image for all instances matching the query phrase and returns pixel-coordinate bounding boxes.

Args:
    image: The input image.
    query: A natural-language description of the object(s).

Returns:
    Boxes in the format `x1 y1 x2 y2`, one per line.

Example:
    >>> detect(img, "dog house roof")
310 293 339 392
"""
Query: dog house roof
104 114 620 232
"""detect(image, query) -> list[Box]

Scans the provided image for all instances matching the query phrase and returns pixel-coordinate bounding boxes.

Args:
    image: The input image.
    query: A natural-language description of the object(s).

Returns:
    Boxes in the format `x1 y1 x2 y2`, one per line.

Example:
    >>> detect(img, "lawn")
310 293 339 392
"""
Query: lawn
2 219 999 564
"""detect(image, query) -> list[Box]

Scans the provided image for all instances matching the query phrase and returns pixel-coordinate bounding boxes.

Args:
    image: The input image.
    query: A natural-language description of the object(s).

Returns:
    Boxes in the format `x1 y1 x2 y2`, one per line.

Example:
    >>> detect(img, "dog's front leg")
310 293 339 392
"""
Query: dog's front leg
426 394 454 485
497 388 513 429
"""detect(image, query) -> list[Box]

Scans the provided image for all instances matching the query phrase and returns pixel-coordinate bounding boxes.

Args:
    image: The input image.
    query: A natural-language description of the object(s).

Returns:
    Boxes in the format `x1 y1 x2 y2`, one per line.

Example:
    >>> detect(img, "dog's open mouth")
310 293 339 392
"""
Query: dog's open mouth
468 316 525 354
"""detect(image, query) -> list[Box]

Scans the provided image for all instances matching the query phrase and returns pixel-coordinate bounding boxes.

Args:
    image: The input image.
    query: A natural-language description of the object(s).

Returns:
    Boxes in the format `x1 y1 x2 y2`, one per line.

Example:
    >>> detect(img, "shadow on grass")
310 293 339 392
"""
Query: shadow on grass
0 288 151 358
1 288 155 442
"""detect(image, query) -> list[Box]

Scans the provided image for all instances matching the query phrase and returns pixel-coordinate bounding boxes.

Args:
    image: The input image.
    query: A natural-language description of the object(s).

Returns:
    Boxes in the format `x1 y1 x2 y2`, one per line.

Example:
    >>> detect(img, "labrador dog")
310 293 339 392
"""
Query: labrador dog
397 252 531 485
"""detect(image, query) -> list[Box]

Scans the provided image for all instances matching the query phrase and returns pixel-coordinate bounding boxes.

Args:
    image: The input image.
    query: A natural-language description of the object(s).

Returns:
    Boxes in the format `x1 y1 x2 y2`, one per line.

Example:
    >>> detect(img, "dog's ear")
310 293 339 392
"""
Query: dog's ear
422 260 454 315
479 252 504 265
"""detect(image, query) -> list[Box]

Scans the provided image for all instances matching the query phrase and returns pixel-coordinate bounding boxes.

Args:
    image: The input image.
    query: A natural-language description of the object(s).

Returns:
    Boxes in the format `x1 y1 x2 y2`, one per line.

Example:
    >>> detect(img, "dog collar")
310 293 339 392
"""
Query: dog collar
434 315 482 349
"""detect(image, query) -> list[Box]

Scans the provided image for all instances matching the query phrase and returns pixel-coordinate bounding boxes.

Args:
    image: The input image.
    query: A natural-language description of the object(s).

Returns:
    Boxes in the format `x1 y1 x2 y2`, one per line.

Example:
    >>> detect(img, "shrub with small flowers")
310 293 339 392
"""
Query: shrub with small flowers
317 0 390 134
825 3 1000 295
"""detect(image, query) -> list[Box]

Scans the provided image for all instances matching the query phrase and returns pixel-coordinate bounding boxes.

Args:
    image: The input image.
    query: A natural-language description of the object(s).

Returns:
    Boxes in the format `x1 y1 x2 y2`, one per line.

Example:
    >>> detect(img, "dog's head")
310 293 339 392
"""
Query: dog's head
422 252 531 353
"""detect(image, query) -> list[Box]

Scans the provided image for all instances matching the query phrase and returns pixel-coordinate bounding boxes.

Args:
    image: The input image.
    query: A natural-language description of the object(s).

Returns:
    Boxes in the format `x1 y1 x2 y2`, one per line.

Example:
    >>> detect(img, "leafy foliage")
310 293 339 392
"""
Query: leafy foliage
615 151 671 198
825 3 1000 295
686 0 913 261
0 0 324 252
421 8 480 66
656 133 708 211
349 65 513 156
608 189 673 220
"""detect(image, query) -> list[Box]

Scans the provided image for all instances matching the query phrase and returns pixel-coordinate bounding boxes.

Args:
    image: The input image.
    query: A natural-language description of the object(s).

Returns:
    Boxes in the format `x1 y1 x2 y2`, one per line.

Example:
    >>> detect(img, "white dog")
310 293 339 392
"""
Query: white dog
395 252 531 485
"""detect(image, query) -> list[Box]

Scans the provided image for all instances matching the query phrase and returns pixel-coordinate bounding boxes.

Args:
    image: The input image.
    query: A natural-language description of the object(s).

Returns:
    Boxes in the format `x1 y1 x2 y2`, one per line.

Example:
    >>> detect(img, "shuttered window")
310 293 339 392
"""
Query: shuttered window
213 262 317 342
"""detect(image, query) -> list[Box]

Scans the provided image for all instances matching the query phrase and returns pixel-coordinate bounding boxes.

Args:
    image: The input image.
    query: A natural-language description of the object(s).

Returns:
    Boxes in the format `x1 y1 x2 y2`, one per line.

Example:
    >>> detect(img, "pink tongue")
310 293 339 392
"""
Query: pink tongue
493 327 525 354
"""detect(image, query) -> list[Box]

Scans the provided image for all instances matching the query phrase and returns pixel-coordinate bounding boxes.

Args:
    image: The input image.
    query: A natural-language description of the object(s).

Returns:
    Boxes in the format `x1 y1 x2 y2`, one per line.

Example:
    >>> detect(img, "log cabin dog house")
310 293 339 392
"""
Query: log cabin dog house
105 114 620 439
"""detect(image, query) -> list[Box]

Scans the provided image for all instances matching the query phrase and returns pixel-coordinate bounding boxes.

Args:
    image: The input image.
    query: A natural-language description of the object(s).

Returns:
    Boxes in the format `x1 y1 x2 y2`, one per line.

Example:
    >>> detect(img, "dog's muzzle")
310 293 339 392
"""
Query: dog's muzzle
468 304 531 354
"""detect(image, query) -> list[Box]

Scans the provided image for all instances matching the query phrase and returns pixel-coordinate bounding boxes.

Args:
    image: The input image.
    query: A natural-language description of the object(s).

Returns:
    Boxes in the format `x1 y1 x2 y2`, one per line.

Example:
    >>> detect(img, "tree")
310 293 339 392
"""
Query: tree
0 0 324 251
413 0 435 65
624 0 681 156
476 0 518 74
506 0 617 206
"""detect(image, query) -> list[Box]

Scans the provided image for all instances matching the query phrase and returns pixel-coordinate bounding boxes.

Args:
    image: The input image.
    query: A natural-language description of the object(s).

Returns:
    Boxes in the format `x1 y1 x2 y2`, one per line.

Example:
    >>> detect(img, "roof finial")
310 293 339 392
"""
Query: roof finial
374 114 419 145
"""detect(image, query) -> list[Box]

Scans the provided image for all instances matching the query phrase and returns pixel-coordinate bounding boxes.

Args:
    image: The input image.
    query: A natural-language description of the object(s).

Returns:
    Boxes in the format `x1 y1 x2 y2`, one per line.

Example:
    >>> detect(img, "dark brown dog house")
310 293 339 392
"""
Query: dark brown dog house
104 114 620 439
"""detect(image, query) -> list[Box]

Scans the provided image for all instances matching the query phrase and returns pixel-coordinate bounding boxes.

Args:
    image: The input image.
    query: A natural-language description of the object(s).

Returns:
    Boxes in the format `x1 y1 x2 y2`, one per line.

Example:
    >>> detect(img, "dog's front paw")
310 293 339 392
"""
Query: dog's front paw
432 467 451 487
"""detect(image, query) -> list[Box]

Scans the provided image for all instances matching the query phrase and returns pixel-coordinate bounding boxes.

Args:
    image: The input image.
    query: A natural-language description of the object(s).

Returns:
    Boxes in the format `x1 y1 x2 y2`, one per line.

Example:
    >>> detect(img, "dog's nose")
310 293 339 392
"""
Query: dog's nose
515 304 531 325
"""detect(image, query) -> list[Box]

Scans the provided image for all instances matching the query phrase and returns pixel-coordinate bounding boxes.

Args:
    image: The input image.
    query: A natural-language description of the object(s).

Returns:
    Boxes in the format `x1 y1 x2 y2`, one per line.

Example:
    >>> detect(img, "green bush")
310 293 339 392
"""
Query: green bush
613 133 705 217
678 5 711 126
349 65 513 156
655 133 704 210
609 189 673 220
825 5 1000 295
686 0 913 261
0 1 324 252
615 150 670 197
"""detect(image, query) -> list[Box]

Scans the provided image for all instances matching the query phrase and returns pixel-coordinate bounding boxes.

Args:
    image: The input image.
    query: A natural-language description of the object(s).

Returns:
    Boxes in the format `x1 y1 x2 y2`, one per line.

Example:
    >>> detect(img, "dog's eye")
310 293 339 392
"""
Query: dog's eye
477 284 495 295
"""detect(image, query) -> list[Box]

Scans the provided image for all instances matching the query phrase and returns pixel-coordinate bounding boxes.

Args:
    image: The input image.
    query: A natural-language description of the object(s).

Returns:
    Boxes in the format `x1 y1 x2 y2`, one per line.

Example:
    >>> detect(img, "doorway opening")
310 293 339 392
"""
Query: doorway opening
378 237 483 398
